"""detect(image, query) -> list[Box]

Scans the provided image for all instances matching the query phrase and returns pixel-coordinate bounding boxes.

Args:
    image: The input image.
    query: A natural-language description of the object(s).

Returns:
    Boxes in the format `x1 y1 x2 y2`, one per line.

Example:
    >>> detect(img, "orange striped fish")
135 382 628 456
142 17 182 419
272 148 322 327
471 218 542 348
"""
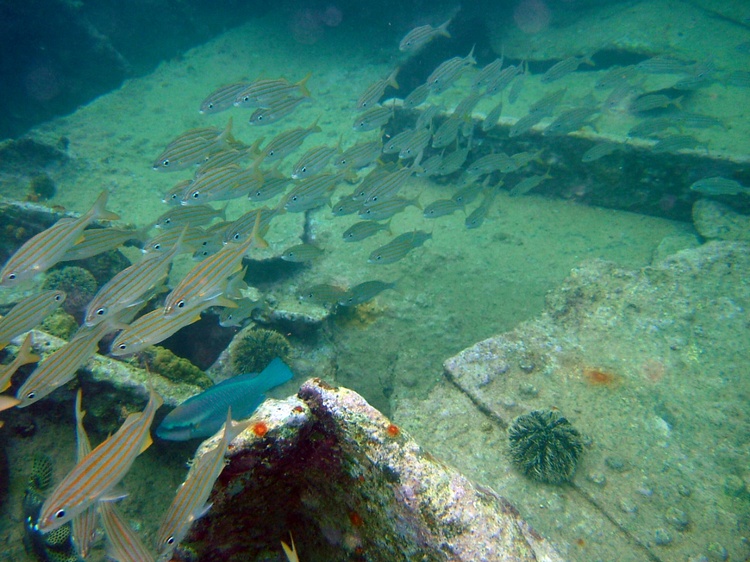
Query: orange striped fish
84 227 186 327
72 389 98 559
15 320 113 407
62 227 146 262
0 290 65 350
37 388 162 533
0 332 39 393
109 305 205 357
156 409 247 560
99 502 156 562
0 191 119 287
162 211 266 317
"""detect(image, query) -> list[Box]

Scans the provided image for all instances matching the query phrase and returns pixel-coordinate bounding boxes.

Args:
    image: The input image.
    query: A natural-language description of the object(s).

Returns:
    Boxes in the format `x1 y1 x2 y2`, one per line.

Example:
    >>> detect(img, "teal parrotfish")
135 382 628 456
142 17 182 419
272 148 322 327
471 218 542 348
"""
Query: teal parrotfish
155 358 293 441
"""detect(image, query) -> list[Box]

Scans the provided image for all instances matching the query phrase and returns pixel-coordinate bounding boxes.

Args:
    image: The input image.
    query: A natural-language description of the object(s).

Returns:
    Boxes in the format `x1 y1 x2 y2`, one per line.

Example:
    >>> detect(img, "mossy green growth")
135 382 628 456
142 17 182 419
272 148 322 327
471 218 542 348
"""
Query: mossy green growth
28 173 56 200
231 327 291 375
42 266 97 317
140 346 213 389
40 309 78 340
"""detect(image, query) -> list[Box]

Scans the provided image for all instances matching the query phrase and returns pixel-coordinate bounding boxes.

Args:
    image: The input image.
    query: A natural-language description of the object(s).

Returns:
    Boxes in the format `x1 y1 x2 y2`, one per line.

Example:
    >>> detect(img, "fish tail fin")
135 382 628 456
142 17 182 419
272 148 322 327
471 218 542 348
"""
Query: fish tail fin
90 191 120 222
466 44 477 65
260 357 294 389
672 95 684 110
438 18 452 38
248 209 269 249
296 72 313 98
387 67 400 90
17 333 41 367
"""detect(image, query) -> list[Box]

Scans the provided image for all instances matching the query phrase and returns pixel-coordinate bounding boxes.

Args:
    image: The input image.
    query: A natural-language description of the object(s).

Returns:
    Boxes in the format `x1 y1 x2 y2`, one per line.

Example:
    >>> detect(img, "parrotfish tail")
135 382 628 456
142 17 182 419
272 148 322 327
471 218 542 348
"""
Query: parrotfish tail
260 357 294 391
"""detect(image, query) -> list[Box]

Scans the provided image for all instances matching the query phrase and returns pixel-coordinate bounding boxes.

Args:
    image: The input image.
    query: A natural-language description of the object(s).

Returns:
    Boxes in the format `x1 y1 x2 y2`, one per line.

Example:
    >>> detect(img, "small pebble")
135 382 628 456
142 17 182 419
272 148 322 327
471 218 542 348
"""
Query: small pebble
518 382 538 396
665 507 689 531
619 499 638 514
723 475 745 497
706 542 728 561
586 472 607 486
605 456 628 472
654 528 673 546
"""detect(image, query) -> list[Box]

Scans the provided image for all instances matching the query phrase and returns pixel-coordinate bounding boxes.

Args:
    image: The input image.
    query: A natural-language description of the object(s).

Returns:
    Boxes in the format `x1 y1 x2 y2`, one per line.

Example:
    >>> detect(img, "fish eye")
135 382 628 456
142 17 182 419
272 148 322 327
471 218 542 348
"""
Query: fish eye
177 300 185 309
164 218 172 225
167 536 175 545
162 159 170 167
153 243 161 250
7 273 16 280
233 233 241 240
192 192 200 198
339 159 347 165
55 509 66 519
208 103 214 109
96 308 106 316
118 344 127 351
27 391 36 399
54 294 62 301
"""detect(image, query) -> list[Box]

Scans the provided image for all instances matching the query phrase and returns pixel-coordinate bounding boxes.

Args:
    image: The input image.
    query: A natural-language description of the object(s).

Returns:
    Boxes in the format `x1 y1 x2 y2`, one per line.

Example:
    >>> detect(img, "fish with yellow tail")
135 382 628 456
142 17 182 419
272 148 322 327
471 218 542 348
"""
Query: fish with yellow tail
162 210 267 317
99 502 156 562
71 389 97 560
0 333 39 393
36 388 162 533
156 408 249 561
0 191 119 287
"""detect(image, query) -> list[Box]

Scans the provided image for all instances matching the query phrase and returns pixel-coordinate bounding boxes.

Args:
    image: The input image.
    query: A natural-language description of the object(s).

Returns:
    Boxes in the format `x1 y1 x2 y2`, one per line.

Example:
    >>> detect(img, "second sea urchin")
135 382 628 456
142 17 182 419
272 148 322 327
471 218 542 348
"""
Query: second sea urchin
508 410 583 484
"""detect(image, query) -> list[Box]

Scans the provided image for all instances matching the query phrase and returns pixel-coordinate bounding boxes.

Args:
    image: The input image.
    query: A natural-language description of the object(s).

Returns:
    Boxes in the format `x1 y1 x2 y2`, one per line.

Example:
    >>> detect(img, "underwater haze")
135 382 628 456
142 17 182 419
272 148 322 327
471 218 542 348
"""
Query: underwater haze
0 0 749 561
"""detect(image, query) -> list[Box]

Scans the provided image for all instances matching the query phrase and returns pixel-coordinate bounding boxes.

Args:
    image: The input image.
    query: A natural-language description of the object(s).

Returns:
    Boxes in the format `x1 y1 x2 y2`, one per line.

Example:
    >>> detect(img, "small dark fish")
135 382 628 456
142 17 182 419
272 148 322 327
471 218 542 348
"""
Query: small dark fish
689 177 749 196
338 280 396 306
581 142 623 163
627 117 676 138
399 18 451 52
260 119 322 162
472 57 505 91
481 100 503 132
331 194 363 216
299 283 349 306
342 220 391 242
292 143 339 179
423 198 462 219
484 65 520 96
432 116 463 148
540 56 594 84
636 56 692 74
437 146 470 175
465 189 497 229
595 65 636 90
630 94 682 113
154 204 226 230
280 243 324 262
234 74 311 108
509 170 553 196
368 230 432 264
248 174 291 202
543 106 598 136
509 113 545 138
651 135 703 153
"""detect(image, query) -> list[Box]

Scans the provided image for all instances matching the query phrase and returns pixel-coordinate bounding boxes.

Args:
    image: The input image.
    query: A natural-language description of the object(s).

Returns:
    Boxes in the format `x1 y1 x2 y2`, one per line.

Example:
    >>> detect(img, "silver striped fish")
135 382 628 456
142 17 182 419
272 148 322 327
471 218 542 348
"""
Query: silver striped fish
163 213 266 317
0 290 65 350
248 96 310 126
258 119 322 163
291 143 339 180
355 68 399 111
153 204 226 230
0 333 39 392
367 230 432 264
72 389 98 560
200 83 251 114
62 227 146 262
109 306 205 356
333 140 382 169
15 320 114 407
399 18 451 52
426 46 476 94
152 119 234 172
37 388 162 533
0 191 119 287
99 501 156 562
84 228 185 327
156 409 248 560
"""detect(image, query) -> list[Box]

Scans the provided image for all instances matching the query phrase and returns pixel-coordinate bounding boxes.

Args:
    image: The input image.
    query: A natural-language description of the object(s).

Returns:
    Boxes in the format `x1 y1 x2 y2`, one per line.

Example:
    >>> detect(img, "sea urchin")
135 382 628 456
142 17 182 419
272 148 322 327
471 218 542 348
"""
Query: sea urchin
508 410 583 484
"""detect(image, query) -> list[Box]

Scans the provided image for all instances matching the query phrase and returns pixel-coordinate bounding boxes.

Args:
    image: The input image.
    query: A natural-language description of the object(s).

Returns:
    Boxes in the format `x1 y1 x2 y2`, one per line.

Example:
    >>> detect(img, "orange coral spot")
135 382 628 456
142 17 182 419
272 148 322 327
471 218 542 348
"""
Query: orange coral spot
252 421 268 437
292 405 304 413
348 510 363 527
386 423 400 437
583 367 620 387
